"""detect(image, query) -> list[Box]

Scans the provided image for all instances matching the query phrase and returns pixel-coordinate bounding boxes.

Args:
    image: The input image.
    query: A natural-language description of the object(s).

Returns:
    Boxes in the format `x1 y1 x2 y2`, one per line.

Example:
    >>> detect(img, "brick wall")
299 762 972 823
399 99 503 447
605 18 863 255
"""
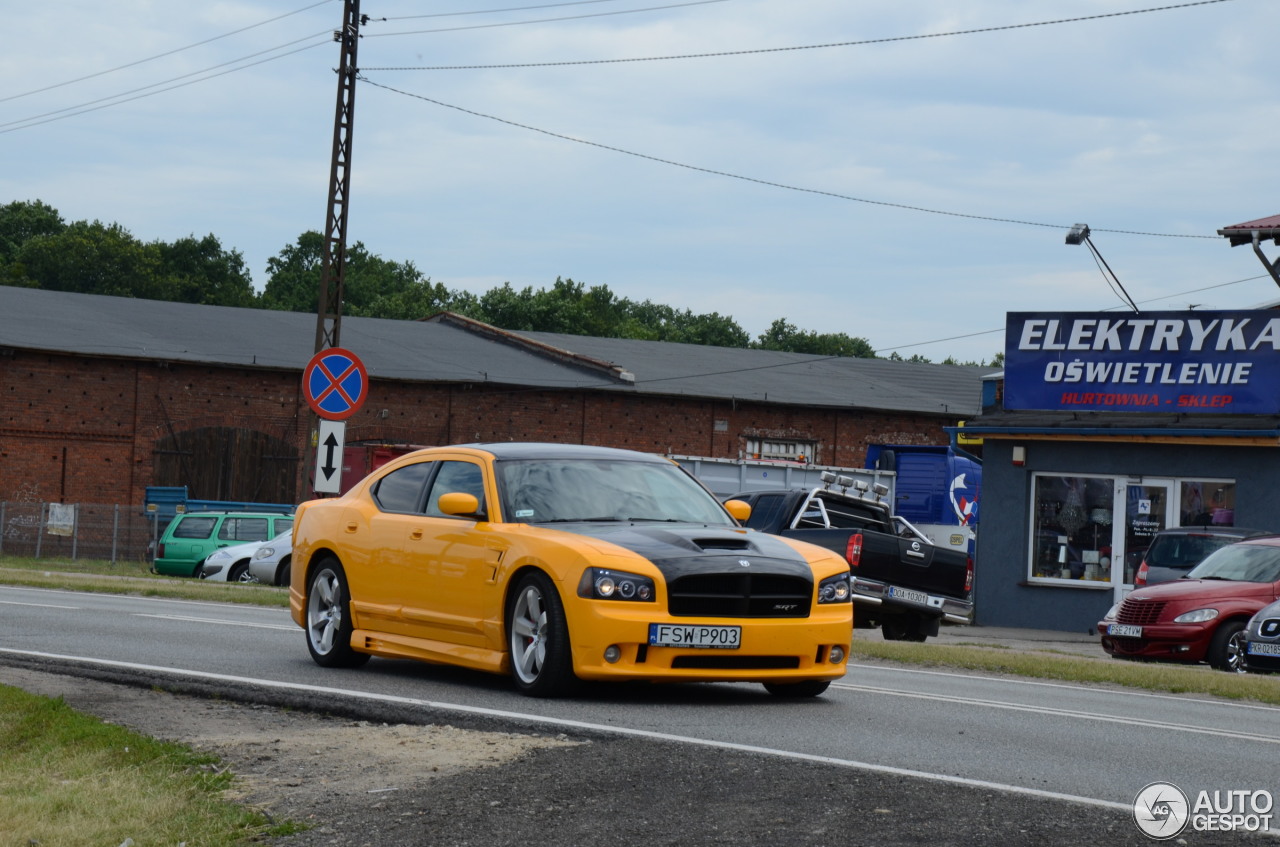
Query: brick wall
0 350 957 506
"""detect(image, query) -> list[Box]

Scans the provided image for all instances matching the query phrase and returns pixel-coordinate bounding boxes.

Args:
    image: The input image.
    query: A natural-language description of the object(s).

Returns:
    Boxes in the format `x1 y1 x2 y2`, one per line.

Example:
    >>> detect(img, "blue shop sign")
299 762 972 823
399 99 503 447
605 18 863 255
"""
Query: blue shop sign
1004 311 1280 414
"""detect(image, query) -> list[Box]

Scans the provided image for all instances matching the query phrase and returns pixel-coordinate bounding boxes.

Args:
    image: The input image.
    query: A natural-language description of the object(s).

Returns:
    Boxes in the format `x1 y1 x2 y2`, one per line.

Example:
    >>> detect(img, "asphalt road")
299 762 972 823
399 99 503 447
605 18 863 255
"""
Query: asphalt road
1 585 1275 845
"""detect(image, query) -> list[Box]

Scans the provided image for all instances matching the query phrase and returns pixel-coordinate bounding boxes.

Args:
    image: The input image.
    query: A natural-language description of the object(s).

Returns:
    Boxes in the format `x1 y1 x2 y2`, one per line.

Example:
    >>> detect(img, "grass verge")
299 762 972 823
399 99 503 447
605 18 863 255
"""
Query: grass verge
849 638 1280 705
0 558 289 608
0 684 300 846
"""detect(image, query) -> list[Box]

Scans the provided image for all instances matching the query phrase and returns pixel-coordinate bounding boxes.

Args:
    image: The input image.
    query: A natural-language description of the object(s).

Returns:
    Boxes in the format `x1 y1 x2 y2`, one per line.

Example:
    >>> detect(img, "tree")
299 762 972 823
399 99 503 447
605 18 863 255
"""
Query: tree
155 234 256 307
0 200 64 264
260 232 439 317
754 318 876 357
15 220 164 299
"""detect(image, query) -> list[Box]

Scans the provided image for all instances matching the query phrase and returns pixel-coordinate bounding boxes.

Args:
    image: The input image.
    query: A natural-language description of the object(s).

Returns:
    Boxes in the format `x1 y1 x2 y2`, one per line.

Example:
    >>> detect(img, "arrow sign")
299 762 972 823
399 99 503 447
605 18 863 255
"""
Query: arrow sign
314 420 346 494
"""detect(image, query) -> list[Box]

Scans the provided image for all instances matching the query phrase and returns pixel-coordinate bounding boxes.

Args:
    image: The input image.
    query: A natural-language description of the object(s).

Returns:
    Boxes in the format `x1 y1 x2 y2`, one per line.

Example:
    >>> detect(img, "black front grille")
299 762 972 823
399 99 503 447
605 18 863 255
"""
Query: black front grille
667 573 812 618
1116 598 1167 626
671 655 801 670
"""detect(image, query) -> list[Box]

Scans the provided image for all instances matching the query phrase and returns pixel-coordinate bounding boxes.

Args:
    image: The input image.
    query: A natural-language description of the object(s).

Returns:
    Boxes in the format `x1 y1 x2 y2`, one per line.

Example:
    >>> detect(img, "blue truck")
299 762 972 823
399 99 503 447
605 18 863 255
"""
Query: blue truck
865 444 981 558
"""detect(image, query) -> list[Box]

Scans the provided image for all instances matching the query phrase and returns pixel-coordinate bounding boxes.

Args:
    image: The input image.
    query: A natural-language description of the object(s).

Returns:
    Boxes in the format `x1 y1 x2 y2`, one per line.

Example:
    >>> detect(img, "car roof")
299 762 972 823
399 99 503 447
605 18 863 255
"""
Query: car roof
453 442 673 463
174 511 294 520
1153 526 1271 537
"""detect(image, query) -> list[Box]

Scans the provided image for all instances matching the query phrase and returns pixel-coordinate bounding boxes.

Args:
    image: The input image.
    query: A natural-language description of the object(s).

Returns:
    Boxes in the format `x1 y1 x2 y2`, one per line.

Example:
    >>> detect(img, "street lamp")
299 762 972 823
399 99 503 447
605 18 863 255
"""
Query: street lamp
1065 223 1139 312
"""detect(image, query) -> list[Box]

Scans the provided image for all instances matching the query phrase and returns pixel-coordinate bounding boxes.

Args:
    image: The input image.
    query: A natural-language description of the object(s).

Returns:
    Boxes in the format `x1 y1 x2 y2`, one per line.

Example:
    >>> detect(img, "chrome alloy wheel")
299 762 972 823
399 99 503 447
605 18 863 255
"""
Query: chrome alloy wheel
307 568 343 657
510 583 548 684
1225 627 1249 674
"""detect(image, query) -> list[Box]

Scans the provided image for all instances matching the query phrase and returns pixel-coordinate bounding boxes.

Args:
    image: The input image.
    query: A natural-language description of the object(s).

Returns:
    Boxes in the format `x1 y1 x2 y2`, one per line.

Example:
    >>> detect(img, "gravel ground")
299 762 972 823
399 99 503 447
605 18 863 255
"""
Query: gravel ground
1 658 1258 847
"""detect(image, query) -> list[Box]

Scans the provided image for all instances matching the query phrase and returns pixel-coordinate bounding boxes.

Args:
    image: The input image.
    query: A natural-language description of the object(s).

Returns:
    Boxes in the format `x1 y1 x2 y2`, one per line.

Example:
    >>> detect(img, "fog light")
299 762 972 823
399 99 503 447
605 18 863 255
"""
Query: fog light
1172 645 1190 653
604 645 622 663
829 645 846 664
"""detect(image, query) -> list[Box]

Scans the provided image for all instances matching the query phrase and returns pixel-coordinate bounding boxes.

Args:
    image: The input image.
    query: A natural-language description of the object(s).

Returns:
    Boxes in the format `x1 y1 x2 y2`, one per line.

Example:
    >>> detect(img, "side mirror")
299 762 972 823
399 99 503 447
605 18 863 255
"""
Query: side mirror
438 492 484 519
724 499 752 523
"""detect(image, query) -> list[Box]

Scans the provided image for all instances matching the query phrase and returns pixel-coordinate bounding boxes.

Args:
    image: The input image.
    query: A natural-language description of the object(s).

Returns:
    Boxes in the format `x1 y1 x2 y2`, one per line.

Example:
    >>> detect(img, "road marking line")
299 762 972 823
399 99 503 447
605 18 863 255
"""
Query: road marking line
0 648 1132 814
835 681 1280 745
847 661 1280 714
0 599 80 610
134 613 295 631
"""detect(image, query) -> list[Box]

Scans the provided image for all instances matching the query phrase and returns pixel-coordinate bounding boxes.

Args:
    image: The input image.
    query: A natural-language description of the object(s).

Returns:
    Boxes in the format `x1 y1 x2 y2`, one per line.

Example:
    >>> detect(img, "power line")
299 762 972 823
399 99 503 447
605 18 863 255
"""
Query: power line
878 273 1270 355
380 0 669 21
0 1 337 105
364 0 732 37
363 0 1234 67
360 77 1217 241
0 40 330 135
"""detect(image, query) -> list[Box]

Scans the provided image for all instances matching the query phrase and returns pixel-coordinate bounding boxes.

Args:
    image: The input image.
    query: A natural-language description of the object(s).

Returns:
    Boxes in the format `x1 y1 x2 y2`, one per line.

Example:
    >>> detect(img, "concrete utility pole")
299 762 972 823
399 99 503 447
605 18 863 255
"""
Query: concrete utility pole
314 0 363 353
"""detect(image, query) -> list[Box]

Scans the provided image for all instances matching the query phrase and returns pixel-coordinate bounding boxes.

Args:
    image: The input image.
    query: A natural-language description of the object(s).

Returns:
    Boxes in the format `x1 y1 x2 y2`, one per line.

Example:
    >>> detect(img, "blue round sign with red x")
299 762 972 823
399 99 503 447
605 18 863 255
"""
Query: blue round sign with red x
303 347 368 421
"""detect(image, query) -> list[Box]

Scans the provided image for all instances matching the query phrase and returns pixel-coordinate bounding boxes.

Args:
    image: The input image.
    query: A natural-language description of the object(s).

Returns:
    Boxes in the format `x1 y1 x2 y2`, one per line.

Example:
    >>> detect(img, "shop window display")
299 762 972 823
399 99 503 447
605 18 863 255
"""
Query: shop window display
1029 474 1237 587
1031 475 1115 582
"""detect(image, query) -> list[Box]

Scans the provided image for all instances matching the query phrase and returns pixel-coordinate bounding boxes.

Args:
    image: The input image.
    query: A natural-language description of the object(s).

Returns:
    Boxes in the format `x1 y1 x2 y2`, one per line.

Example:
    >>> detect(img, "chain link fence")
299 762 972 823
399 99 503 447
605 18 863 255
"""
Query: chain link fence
0 502 161 565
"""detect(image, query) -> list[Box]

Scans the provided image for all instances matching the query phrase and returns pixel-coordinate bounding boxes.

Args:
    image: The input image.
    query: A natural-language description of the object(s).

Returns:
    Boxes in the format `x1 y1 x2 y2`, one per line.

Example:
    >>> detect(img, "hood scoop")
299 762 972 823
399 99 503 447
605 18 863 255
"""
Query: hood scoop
694 536 751 551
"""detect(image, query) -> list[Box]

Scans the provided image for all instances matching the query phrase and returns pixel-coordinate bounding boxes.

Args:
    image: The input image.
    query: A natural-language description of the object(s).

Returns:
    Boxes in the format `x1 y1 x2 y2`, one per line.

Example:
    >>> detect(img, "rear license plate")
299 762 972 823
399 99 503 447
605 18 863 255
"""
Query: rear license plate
887 586 929 605
648 624 741 649
1109 624 1143 638
1247 642 1280 656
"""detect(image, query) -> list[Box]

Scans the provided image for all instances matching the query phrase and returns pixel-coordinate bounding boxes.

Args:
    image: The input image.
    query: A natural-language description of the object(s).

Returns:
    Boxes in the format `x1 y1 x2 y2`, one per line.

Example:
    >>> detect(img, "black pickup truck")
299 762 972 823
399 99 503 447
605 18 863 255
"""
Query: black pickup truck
727 477 974 641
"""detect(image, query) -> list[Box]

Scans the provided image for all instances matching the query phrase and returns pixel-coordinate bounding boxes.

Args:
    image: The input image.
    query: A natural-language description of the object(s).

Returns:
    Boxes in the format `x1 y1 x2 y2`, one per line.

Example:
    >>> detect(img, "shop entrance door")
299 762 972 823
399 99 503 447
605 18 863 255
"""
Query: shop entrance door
1118 480 1175 599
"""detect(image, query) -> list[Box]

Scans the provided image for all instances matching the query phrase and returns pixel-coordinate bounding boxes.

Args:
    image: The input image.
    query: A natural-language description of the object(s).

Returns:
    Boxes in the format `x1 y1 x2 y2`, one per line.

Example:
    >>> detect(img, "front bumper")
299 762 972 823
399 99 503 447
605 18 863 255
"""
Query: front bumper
852 577 973 625
1098 620 1215 662
565 599 852 684
1243 637 1280 672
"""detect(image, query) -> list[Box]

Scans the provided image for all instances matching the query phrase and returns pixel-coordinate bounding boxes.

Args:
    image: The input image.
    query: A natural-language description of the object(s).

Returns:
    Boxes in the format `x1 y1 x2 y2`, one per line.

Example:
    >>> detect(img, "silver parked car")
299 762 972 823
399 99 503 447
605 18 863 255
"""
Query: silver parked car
247 531 293 586
1243 598 1280 673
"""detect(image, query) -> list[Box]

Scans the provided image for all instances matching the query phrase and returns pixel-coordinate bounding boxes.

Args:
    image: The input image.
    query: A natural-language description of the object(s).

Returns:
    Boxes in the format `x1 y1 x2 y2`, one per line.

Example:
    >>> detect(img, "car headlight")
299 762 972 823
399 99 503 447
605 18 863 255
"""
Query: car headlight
206 550 231 563
253 546 275 560
817 572 852 604
1102 603 1120 622
578 568 655 602
1173 608 1219 624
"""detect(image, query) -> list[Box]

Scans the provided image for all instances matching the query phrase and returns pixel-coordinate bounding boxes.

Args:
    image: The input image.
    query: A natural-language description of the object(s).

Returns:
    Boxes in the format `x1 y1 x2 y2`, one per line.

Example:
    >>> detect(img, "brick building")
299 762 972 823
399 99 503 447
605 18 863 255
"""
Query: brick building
1 286 992 507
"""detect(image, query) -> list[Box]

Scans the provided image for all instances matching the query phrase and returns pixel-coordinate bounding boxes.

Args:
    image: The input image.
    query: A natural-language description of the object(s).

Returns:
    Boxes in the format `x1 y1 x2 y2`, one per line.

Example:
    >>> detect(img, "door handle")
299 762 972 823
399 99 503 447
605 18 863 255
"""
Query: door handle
345 522 358 534
410 529 423 540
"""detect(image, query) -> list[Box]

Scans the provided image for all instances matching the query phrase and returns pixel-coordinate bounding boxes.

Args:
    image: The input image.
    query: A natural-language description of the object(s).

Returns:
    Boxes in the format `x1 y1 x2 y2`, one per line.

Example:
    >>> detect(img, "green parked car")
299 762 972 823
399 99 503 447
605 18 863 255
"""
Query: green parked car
153 511 294 578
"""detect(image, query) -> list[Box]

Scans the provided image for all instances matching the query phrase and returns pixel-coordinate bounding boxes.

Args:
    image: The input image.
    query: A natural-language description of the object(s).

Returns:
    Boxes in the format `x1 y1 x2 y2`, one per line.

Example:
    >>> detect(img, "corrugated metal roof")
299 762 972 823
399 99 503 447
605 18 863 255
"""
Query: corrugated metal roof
2 286 992 416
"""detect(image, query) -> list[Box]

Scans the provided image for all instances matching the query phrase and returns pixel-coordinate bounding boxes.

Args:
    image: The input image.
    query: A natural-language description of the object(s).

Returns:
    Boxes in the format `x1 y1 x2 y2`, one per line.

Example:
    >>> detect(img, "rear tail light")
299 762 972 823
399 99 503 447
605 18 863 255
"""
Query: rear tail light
964 556 974 593
1134 561 1149 586
845 533 863 567
157 543 165 559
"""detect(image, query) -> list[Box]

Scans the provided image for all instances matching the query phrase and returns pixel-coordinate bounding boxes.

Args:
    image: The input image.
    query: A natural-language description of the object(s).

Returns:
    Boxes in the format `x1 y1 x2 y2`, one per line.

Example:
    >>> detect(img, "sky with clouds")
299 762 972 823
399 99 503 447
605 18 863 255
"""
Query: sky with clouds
4 0 1279 364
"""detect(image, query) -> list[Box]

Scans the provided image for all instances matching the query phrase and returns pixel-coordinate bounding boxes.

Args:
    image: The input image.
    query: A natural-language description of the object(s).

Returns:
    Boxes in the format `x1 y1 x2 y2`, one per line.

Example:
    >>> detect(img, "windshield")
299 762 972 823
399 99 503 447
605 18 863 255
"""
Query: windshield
495 458 733 526
1186 543 1280 583
1145 533 1240 569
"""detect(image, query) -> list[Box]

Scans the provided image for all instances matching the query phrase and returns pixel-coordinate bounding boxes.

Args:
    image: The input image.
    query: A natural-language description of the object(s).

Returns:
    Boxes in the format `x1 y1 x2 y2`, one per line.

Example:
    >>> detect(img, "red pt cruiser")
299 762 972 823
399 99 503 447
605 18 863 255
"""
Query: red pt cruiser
1098 535 1280 673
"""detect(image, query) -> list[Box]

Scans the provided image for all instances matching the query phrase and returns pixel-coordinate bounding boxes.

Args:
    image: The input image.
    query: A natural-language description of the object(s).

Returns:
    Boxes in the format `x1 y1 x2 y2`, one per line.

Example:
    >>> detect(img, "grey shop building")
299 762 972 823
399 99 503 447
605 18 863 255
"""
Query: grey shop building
961 309 1280 633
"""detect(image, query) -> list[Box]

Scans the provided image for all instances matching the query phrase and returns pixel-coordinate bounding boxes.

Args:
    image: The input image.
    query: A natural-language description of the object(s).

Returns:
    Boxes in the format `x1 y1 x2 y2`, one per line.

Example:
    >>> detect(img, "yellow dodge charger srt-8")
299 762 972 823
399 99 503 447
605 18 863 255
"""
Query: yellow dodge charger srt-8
290 443 853 698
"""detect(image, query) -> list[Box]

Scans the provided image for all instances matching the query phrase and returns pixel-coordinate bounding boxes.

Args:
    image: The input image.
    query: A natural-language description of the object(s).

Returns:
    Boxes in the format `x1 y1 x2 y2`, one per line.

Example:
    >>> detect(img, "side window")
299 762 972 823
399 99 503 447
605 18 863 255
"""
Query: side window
374 462 434 513
424 461 485 517
273 518 294 535
219 517 270 542
818 496 877 530
171 516 217 539
744 494 785 530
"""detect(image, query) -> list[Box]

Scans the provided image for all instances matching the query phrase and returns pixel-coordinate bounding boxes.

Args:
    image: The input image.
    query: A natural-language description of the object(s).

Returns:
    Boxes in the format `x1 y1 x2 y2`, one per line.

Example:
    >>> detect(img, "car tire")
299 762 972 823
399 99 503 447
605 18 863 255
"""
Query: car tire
1208 620 1248 673
305 558 370 669
229 561 251 583
763 680 830 698
276 557 292 587
507 571 577 697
